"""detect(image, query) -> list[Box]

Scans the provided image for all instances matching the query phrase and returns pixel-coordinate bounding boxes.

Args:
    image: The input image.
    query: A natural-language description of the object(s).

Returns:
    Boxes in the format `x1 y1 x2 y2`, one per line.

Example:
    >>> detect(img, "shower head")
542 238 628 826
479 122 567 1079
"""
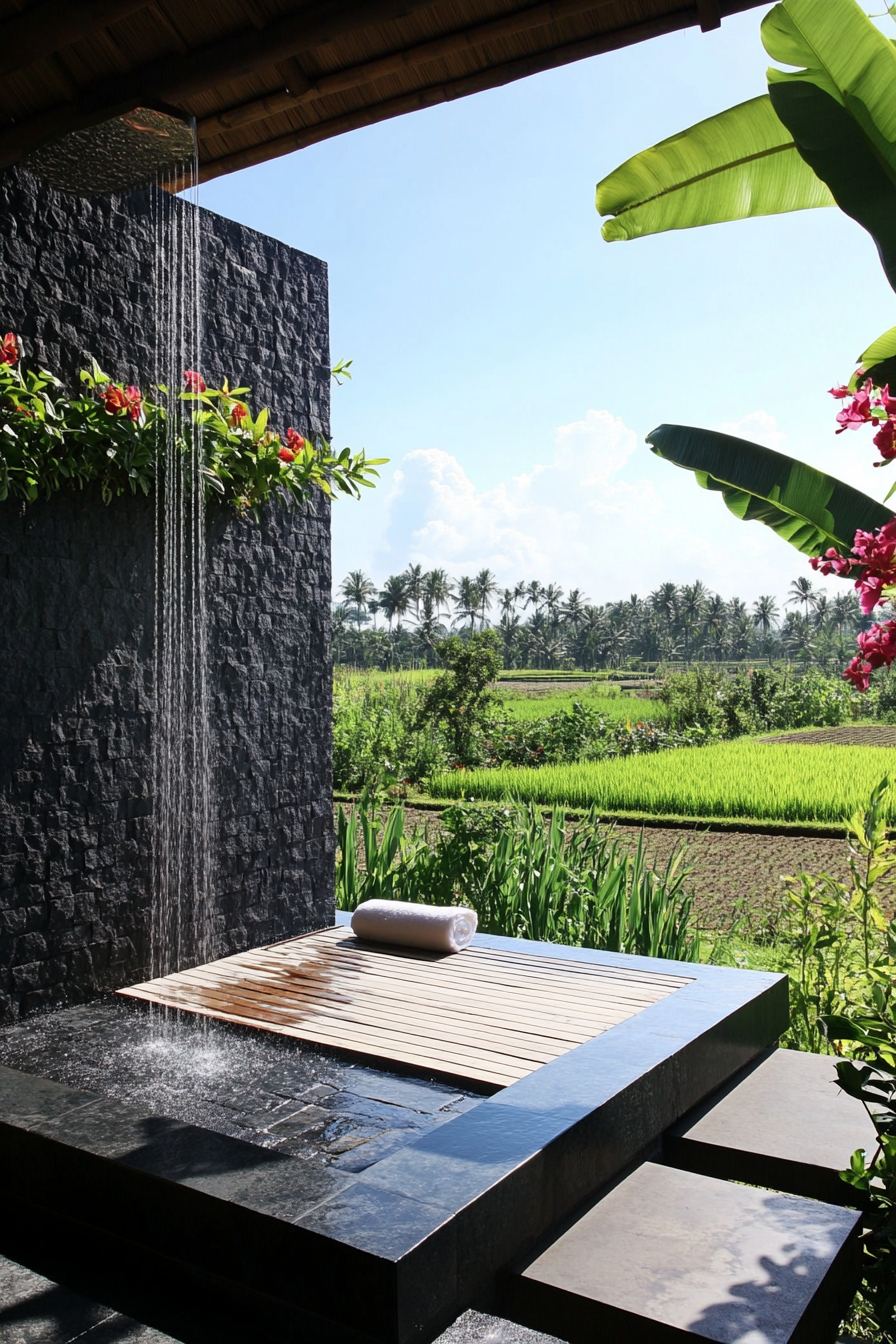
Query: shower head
22 105 196 196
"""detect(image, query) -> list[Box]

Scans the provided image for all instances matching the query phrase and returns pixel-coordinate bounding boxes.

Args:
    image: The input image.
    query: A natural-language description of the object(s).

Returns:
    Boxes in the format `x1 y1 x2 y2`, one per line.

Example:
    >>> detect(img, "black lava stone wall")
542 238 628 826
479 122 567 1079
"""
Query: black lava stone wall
0 167 333 1021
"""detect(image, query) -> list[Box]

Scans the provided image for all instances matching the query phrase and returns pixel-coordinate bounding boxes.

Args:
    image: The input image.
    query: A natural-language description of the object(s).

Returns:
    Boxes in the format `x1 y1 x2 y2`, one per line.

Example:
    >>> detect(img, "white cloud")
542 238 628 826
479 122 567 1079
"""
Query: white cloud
717 409 787 450
334 407 829 605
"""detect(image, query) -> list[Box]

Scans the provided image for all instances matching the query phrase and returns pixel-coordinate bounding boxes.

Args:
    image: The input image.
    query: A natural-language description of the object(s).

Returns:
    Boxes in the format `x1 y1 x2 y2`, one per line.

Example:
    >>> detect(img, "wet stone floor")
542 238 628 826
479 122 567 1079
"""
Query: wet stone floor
0 997 484 1174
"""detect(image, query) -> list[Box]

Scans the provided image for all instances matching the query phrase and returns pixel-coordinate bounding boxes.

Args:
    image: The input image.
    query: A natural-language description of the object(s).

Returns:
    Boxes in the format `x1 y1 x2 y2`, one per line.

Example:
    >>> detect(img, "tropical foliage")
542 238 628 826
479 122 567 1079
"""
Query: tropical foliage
334 564 871 672
336 792 699 960
0 335 384 517
596 0 896 690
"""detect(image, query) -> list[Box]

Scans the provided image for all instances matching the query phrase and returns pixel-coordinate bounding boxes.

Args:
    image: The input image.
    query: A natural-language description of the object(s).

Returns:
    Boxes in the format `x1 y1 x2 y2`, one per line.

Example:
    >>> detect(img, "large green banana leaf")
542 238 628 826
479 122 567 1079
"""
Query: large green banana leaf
596 95 833 242
768 79 896 295
647 424 892 556
762 0 896 186
859 325 896 386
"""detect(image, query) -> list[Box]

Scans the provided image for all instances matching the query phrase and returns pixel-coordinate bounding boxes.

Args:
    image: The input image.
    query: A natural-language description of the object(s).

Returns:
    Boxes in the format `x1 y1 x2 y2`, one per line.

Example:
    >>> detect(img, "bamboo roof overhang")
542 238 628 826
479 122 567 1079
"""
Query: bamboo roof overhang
1 0 769 187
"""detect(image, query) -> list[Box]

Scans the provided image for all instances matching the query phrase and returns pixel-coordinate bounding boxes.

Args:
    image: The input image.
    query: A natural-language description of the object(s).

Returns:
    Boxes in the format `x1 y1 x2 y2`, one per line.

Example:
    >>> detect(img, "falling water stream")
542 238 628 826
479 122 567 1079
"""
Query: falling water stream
149 148 213 981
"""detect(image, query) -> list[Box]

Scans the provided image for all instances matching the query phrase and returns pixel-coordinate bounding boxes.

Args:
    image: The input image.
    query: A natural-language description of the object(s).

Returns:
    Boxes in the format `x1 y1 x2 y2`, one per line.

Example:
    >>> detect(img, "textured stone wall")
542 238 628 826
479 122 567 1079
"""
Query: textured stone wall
0 167 333 1021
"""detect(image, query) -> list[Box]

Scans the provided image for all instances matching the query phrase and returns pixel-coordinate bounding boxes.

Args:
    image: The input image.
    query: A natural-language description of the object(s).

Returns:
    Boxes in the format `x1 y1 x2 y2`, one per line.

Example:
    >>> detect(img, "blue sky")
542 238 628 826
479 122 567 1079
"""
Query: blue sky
202 3 896 609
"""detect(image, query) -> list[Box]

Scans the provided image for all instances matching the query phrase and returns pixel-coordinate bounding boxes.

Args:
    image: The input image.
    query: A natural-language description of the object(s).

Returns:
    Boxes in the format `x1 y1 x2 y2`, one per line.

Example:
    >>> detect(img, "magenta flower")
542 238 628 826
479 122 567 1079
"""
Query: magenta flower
183 369 206 393
828 383 852 399
873 418 896 463
0 333 18 366
835 381 874 432
843 657 873 692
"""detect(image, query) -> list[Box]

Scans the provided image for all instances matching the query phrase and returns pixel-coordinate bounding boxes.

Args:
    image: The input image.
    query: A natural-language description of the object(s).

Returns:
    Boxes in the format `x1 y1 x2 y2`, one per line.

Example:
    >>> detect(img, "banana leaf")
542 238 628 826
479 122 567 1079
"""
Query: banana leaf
762 0 896 186
858 325 896 388
647 423 892 556
769 80 896 295
596 95 833 242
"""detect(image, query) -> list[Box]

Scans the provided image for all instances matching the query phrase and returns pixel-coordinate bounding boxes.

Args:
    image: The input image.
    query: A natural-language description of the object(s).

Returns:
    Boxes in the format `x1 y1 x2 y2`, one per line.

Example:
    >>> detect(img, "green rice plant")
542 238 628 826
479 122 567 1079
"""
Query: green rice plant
335 797 699 961
500 693 666 723
431 740 896 824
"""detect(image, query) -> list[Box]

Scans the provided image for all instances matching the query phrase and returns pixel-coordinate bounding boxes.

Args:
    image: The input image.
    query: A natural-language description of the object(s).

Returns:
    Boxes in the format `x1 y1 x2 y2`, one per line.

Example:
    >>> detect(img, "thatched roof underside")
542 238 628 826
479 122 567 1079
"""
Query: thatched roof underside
1 0 768 185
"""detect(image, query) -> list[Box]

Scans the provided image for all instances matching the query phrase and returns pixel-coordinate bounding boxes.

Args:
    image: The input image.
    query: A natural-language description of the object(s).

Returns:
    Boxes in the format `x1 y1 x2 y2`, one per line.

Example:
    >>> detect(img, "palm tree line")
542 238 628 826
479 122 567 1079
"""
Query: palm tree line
333 567 868 671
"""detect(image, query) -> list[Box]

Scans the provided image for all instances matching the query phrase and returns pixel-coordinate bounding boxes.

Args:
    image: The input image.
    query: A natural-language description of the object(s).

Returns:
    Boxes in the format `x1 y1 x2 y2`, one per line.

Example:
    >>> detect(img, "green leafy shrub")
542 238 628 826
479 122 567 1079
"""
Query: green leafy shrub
416 631 502 766
332 672 446 791
0 338 383 517
661 665 856 736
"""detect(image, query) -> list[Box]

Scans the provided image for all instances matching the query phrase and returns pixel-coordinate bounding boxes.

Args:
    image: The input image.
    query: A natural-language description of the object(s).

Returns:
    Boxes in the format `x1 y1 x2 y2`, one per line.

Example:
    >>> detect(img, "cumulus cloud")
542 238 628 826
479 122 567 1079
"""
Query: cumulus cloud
332 406 823 605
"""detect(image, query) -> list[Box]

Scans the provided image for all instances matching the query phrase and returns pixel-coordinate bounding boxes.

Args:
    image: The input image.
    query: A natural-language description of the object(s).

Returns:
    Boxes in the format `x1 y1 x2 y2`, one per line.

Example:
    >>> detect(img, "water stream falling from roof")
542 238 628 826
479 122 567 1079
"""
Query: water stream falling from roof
148 142 214 981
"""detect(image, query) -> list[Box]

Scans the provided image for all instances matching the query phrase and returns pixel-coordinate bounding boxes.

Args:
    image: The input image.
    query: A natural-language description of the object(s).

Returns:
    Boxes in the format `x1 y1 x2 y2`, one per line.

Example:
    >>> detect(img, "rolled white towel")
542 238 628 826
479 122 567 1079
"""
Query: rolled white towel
350 899 478 953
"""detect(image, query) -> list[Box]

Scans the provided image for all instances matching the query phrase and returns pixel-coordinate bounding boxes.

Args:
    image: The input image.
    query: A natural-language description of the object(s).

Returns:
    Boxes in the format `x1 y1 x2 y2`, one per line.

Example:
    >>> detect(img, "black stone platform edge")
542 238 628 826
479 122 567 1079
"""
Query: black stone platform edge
0 932 788 1344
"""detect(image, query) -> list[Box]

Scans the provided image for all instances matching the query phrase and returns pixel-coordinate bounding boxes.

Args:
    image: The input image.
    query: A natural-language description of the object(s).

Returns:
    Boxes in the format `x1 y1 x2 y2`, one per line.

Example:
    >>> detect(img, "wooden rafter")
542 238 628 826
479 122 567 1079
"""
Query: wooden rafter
0 0 443 167
0 0 150 79
198 0 622 140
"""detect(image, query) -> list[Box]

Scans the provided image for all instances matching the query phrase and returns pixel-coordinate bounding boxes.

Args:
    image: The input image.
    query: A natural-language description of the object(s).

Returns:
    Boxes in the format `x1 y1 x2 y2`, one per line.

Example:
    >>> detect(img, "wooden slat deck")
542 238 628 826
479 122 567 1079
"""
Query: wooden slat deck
118 926 693 1088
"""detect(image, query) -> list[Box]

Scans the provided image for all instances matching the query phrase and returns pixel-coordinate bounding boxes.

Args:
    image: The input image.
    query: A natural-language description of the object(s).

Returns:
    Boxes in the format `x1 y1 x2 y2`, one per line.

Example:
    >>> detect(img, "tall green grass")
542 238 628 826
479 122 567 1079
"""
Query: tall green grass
336 796 699 960
431 740 896 823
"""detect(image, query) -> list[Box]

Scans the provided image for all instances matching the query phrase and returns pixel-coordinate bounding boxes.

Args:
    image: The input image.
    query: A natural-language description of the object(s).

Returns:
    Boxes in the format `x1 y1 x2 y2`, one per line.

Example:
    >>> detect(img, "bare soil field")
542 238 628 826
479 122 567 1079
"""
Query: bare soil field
761 724 896 747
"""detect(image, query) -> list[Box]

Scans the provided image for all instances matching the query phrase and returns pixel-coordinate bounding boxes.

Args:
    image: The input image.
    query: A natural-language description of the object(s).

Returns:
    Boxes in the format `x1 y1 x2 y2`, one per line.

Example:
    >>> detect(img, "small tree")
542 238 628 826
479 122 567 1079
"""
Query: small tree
417 630 501 764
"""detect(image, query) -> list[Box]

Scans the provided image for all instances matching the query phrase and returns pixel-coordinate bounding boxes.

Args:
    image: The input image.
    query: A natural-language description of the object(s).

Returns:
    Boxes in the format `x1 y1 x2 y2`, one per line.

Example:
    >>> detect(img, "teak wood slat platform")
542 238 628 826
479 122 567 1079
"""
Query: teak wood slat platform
119 925 692 1088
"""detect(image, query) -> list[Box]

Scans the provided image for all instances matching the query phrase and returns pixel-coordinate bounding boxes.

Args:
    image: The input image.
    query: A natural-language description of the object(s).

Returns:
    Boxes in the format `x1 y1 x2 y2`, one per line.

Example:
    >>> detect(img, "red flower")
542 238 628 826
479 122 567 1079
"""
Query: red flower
828 383 852 399
843 657 873 692
285 428 305 453
230 403 247 427
873 417 896 463
100 384 142 421
0 333 18 366
857 620 896 669
278 447 295 463
183 369 206 393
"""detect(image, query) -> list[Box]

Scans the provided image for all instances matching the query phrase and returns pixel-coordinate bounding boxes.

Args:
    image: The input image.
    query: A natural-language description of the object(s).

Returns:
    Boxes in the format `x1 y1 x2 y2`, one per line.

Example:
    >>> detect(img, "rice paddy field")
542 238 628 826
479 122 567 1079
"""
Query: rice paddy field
432 739 896 824
497 690 668 722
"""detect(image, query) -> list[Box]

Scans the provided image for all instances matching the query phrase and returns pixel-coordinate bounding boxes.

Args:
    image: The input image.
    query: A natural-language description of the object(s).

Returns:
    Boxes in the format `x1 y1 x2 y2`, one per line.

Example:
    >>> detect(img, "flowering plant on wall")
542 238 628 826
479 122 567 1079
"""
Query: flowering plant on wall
0 334 384 519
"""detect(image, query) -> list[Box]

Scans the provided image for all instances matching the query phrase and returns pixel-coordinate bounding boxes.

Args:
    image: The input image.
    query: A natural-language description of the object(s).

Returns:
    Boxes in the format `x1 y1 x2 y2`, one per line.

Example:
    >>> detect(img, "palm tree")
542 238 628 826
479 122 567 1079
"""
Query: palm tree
752 594 779 637
453 575 481 631
415 595 446 663
404 563 425 620
474 568 499 629
340 569 376 632
499 587 517 620
561 588 589 629
424 568 454 617
524 580 544 616
377 574 411 633
787 576 817 619
543 583 564 629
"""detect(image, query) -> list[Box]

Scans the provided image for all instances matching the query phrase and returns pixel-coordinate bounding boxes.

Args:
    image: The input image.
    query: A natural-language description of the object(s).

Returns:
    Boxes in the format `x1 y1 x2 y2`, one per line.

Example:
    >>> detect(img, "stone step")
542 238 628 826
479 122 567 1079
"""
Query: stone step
501 1162 861 1343
665 1047 877 1205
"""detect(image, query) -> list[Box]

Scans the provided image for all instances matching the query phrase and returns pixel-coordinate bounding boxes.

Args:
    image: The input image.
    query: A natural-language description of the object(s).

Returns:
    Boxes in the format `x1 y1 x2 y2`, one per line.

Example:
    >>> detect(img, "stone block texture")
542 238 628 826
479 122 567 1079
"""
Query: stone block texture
0 166 333 1022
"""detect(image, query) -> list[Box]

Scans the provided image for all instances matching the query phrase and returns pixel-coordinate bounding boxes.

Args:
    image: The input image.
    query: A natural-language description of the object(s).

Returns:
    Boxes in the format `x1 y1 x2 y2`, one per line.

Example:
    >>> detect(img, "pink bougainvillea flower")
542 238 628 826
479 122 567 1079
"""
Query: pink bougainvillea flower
857 620 896 670
835 381 874 432
285 428 305 452
0 333 18 366
828 383 852 399
183 369 206 393
278 446 295 463
873 417 896 463
230 403 247 427
875 384 896 417
809 546 853 578
843 656 873 692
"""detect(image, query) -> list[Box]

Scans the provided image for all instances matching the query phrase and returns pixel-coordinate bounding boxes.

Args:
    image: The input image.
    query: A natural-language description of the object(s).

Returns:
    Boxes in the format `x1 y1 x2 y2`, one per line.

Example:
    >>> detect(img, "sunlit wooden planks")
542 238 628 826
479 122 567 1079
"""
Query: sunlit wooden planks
119 926 691 1088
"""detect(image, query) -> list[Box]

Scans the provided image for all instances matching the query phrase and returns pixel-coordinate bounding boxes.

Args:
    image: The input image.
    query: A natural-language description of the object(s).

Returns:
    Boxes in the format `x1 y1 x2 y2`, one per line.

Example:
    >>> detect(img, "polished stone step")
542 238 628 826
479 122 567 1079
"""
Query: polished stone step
665 1047 877 1205
502 1162 861 1344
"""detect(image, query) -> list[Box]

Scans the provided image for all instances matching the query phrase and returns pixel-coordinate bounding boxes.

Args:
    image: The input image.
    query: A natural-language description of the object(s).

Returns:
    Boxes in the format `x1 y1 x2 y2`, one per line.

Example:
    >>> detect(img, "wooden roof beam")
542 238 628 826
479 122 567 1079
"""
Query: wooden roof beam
192 6 707 186
0 0 442 168
0 0 150 78
198 0 622 140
